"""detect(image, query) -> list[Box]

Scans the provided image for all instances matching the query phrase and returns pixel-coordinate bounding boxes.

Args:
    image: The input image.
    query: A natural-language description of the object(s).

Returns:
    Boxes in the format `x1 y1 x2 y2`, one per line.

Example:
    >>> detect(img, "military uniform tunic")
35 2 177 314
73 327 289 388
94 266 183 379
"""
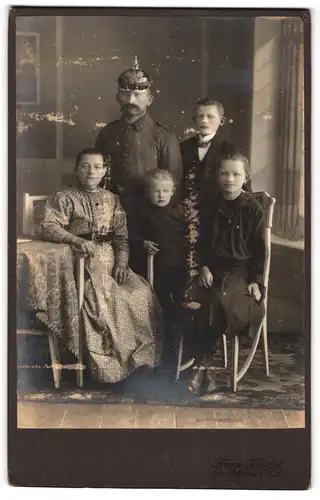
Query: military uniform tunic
95 112 183 196
95 112 183 275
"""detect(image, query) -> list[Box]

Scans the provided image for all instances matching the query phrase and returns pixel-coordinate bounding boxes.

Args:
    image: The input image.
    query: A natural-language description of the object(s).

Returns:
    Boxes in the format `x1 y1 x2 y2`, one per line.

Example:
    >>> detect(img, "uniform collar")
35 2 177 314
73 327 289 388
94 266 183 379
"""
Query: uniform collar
121 112 152 131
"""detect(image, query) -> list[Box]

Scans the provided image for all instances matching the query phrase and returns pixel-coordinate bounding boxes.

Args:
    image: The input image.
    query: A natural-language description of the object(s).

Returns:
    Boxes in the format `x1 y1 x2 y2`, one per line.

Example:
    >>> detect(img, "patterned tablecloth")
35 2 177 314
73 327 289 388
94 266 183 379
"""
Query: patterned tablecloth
16 241 81 358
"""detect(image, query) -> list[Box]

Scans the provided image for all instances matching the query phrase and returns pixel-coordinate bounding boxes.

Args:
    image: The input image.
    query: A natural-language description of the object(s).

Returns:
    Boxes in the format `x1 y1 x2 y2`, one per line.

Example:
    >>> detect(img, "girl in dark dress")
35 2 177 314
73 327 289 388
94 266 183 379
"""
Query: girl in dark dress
188 152 266 393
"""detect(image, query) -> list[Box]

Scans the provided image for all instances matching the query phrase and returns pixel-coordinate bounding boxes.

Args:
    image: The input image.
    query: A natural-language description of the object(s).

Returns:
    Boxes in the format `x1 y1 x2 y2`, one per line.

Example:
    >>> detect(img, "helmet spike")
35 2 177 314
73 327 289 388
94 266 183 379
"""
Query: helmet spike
118 56 152 91
132 54 140 71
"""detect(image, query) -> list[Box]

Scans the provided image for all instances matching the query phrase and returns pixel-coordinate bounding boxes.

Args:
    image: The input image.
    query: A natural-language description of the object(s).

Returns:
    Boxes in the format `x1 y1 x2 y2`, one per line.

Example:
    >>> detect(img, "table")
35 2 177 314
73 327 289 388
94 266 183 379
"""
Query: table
16 240 81 359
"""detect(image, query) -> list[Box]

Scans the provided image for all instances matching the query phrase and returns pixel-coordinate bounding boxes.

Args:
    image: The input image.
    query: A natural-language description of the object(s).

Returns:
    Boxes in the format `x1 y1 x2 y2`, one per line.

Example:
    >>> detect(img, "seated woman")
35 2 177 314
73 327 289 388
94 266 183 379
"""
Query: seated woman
40 148 163 384
187 152 266 394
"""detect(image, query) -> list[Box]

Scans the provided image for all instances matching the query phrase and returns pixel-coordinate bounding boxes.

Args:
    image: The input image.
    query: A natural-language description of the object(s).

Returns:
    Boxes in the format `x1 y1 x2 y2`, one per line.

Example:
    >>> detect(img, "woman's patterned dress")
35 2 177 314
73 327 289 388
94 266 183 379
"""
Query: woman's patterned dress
40 186 163 383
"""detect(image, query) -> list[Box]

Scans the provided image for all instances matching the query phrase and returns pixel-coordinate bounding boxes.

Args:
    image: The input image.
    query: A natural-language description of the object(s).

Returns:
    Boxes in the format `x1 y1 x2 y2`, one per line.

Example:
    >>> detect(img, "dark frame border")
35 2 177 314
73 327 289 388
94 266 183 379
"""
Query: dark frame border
8 6 311 489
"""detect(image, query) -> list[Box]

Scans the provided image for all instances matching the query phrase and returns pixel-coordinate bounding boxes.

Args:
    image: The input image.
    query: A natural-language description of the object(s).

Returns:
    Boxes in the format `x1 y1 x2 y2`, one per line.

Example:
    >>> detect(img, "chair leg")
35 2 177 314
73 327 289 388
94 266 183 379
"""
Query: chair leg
76 254 85 387
77 361 84 387
77 325 84 388
232 336 239 393
262 316 270 376
176 333 184 381
48 332 61 389
222 334 227 368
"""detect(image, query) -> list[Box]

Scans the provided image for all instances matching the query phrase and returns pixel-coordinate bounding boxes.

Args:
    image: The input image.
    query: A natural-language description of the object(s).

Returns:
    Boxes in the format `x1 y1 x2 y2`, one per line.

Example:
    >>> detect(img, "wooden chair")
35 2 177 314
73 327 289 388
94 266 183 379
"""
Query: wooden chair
175 191 276 391
175 313 196 380
226 191 276 392
17 193 85 388
22 193 52 237
147 254 195 376
147 254 154 289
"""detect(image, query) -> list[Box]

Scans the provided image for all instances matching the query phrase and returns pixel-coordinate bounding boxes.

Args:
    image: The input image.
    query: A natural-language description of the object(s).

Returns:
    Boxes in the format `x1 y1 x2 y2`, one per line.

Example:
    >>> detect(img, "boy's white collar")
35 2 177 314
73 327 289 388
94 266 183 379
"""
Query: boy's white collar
198 131 216 142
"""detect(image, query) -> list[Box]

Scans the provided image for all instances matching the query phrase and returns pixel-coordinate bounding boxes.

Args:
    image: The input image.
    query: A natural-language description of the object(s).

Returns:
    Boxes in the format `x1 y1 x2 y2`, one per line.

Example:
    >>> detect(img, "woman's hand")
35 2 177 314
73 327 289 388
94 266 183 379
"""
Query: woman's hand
198 266 214 288
73 237 95 257
247 282 262 302
143 240 159 255
113 264 129 285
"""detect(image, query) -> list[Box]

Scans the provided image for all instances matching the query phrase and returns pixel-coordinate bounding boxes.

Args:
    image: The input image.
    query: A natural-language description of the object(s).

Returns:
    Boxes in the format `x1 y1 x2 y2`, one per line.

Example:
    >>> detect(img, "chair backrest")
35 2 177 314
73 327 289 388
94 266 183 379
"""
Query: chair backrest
250 191 276 294
22 193 51 237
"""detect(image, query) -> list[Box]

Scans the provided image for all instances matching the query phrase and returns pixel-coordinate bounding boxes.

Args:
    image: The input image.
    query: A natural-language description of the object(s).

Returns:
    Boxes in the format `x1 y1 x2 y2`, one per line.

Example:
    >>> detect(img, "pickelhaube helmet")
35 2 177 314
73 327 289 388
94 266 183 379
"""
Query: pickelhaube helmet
117 55 153 92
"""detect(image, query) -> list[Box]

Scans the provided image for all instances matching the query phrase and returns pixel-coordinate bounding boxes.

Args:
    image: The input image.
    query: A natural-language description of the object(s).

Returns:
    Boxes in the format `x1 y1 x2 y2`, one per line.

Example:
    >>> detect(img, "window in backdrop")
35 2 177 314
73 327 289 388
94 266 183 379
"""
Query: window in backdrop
16 32 41 105
16 17 57 159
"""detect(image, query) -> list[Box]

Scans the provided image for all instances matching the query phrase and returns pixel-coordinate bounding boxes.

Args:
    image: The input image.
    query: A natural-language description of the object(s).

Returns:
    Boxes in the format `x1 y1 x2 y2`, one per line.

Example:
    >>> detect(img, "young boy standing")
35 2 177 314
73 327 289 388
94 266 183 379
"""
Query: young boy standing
131 170 187 360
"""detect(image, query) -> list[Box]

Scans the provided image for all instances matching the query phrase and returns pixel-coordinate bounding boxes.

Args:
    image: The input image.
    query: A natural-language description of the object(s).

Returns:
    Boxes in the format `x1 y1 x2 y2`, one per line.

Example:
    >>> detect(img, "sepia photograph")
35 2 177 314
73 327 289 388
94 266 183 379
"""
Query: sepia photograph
13 9 307 438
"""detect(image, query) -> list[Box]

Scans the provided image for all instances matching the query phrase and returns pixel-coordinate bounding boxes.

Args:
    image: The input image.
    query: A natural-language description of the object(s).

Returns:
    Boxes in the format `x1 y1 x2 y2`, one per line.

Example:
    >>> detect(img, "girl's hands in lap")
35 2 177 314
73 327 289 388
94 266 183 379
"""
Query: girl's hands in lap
113 265 129 285
198 266 213 288
247 282 262 302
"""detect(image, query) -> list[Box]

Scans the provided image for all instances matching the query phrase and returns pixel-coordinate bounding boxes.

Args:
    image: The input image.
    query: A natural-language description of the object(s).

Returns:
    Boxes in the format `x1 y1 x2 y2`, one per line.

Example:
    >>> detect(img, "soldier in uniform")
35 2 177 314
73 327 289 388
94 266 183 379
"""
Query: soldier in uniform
95 56 183 276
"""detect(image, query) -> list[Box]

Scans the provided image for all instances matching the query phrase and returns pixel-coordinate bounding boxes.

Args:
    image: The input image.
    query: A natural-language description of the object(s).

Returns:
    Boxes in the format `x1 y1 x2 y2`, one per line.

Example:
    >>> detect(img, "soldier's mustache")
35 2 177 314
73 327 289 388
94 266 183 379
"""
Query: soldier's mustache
124 104 140 111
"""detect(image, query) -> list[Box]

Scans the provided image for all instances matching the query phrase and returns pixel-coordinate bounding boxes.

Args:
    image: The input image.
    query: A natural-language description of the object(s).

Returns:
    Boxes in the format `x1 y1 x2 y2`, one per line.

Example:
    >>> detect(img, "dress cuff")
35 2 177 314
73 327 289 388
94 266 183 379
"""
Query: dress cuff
115 250 129 268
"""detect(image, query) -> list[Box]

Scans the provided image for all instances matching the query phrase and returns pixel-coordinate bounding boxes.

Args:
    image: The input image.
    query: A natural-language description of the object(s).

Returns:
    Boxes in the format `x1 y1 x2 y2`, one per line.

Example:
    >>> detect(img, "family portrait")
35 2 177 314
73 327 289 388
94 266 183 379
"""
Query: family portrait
14 10 306 434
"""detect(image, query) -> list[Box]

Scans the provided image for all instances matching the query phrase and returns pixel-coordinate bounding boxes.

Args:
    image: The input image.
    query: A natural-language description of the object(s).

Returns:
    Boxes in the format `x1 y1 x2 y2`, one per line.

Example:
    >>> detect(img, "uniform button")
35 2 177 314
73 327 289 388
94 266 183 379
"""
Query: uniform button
223 292 226 296
228 219 232 224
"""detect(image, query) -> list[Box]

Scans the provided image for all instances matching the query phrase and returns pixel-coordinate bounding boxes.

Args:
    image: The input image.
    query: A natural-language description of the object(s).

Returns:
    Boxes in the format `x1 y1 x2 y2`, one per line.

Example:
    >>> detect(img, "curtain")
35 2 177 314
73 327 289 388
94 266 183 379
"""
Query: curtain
273 18 304 241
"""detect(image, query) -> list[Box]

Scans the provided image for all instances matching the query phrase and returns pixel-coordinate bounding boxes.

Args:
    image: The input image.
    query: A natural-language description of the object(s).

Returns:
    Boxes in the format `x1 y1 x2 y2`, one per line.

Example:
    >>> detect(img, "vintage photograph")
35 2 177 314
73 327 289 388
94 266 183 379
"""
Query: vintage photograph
15 11 306 432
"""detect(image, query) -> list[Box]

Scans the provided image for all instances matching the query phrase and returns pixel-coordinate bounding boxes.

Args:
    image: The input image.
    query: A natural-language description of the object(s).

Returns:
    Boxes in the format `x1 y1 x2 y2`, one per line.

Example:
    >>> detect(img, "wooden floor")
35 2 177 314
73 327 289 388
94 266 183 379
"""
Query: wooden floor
17 402 305 429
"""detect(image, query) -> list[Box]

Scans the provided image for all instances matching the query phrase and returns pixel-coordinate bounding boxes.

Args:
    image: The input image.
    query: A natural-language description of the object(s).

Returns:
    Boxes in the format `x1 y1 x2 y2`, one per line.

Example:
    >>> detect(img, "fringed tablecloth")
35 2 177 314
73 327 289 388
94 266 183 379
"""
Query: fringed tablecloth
17 241 81 358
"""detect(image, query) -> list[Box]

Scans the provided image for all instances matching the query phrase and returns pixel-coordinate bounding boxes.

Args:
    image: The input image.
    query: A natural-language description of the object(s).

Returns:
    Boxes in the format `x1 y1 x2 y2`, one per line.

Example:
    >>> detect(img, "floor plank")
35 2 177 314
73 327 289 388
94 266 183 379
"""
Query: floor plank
213 408 252 429
134 404 176 428
17 402 305 430
175 407 217 428
99 404 136 428
61 403 103 428
17 401 67 428
282 410 305 428
246 409 288 428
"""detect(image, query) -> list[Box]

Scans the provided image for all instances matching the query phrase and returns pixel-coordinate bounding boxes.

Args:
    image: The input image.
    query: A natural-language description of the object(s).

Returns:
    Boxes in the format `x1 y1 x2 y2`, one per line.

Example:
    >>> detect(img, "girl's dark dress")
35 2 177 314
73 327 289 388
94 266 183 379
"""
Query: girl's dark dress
190 191 266 365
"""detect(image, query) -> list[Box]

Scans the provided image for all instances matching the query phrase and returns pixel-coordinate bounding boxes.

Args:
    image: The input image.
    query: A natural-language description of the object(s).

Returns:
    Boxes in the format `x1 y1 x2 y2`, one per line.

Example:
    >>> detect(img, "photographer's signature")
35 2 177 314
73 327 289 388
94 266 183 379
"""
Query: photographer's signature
212 458 282 477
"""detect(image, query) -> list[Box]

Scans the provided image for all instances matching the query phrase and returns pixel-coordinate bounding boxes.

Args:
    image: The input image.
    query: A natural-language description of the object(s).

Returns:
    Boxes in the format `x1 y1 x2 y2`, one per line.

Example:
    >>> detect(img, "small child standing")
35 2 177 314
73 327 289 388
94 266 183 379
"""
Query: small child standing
188 152 266 394
132 169 187 360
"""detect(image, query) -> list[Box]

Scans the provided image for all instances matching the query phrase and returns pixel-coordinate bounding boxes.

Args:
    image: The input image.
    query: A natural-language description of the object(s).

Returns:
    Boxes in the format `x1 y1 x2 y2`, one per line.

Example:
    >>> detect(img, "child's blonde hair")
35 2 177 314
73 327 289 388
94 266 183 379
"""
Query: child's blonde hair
145 169 176 191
